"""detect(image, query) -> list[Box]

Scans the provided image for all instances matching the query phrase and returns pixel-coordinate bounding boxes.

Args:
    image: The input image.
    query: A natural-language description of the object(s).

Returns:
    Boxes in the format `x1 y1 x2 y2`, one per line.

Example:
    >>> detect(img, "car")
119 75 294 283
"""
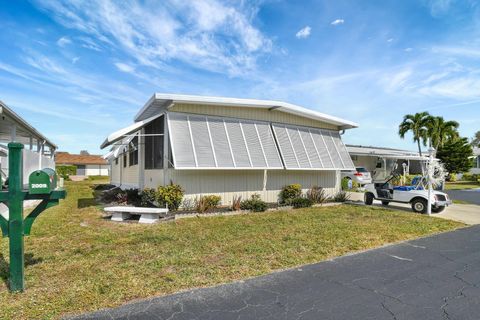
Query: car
341 167 372 185
364 174 452 213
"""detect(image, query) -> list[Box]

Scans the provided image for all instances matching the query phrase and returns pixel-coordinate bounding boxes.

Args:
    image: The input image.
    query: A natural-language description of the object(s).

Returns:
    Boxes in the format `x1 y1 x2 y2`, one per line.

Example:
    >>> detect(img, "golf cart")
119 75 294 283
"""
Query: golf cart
364 157 451 214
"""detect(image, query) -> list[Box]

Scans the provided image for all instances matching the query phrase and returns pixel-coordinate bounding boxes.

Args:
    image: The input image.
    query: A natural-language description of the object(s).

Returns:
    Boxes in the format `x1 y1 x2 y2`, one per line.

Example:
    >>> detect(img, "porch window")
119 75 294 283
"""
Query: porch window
144 116 164 169
129 136 138 166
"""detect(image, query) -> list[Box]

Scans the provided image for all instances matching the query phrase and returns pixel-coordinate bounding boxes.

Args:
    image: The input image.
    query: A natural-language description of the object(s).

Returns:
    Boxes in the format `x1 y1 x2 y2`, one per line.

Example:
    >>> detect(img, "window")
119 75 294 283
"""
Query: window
129 136 138 166
123 153 127 168
115 158 118 165
144 116 164 169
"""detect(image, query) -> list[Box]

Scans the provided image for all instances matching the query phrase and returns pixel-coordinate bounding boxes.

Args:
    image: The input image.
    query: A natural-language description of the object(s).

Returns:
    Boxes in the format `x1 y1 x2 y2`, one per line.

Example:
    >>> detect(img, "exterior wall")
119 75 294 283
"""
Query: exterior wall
85 164 109 176
110 160 121 185
351 155 422 175
110 154 139 188
170 103 339 130
144 169 340 205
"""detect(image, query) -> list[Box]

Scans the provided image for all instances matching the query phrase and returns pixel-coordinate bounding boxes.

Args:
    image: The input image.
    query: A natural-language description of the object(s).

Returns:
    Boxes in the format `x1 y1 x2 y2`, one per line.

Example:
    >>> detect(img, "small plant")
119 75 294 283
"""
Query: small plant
140 188 157 207
115 191 128 205
448 173 457 182
193 195 221 213
279 184 302 204
231 195 242 211
290 197 314 208
156 182 184 211
240 194 268 212
333 191 350 202
181 198 195 211
306 186 328 204
204 195 221 208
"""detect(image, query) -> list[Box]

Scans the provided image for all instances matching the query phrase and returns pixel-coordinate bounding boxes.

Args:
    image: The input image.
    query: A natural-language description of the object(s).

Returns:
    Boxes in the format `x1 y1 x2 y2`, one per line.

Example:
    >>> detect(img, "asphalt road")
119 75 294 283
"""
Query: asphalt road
71 225 480 320
446 189 480 205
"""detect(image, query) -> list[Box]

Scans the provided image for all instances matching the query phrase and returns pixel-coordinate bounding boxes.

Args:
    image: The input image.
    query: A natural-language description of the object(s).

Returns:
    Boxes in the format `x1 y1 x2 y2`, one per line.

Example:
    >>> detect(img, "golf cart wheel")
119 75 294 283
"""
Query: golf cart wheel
411 198 428 214
364 193 374 205
381 201 389 206
432 206 446 213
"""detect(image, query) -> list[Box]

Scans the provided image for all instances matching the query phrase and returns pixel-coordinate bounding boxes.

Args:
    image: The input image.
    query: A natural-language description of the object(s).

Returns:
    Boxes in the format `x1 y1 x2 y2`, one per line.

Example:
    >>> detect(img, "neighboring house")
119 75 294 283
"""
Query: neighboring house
55 152 109 176
346 145 425 181
0 100 56 187
470 147 480 174
101 93 357 205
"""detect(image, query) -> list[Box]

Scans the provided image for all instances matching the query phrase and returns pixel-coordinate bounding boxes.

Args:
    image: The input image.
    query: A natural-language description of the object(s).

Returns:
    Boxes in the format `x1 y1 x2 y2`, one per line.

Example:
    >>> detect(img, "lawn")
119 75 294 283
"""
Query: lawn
0 180 464 319
445 181 480 190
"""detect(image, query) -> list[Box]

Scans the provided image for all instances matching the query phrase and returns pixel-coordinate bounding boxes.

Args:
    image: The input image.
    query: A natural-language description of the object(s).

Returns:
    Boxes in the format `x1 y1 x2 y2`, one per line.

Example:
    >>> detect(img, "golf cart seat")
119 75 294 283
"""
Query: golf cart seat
393 186 416 191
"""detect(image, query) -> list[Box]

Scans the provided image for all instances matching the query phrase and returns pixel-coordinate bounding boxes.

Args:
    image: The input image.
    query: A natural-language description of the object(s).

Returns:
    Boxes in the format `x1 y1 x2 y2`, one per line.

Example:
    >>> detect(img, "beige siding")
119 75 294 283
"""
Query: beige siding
145 169 340 205
110 160 121 185
170 103 339 130
111 154 139 188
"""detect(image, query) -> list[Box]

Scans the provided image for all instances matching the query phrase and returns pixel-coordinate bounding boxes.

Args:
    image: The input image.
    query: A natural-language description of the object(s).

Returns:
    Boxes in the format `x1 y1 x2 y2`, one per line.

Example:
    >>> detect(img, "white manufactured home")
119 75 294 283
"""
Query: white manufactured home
101 94 358 205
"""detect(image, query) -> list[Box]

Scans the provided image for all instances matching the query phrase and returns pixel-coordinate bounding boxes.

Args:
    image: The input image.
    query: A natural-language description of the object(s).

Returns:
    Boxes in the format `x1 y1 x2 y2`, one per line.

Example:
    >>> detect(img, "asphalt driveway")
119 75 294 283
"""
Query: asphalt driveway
446 189 480 205
71 225 480 320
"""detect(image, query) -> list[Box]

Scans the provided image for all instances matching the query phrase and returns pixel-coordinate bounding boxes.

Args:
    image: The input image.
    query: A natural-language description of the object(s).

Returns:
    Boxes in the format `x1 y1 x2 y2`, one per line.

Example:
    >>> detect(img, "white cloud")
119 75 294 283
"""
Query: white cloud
404 47 413 52
33 0 272 76
296 26 311 39
72 57 80 64
56 36 71 47
114 62 135 73
331 19 344 26
387 38 394 42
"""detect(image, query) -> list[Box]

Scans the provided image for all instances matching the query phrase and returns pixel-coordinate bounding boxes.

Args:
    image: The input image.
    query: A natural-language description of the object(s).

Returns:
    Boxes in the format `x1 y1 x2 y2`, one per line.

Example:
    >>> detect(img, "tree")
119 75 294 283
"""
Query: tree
398 112 430 156
426 116 459 150
471 130 480 147
436 137 473 174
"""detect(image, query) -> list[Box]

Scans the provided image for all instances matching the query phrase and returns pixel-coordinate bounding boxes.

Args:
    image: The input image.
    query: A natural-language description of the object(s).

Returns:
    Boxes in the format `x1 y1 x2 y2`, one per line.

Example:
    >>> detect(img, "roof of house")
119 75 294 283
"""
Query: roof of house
346 144 426 159
134 93 359 129
0 100 57 149
56 152 107 165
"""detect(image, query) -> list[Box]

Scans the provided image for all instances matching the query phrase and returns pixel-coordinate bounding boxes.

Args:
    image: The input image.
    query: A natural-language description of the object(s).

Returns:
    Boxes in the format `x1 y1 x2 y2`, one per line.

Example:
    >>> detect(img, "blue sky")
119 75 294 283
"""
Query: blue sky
0 0 479 154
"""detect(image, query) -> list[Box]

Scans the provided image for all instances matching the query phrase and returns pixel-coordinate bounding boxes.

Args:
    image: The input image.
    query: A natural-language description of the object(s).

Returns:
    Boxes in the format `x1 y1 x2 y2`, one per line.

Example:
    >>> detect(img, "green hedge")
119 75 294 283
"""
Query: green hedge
56 165 76 179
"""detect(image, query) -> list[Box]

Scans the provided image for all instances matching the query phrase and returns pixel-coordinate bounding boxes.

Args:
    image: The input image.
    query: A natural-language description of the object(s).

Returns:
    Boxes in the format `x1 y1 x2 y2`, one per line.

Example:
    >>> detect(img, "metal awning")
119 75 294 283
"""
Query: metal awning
100 113 162 149
0 101 56 150
272 123 355 170
168 112 283 169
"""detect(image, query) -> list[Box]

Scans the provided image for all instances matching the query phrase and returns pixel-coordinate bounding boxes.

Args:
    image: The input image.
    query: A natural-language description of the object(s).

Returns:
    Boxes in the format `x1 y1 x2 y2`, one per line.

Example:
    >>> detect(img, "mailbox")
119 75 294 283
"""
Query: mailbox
28 168 57 194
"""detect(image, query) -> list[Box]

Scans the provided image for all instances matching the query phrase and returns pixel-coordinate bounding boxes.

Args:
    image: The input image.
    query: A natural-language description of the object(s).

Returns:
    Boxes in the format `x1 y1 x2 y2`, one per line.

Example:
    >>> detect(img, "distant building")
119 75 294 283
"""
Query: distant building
55 152 109 176
471 147 480 174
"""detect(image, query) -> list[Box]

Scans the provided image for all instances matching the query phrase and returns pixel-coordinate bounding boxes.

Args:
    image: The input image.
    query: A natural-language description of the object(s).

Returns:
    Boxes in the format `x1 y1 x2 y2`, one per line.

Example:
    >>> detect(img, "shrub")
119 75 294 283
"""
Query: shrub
140 188 157 207
56 165 76 179
125 188 141 205
204 195 221 208
231 195 242 211
156 183 184 211
290 197 314 208
279 184 302 204
333 191 350 202
462 173 479 182
341 178 360 190
240 194 268 212
181 198 195 211
100 187 124 204
448 173 457 182
306 186 328 204
193 195 221 213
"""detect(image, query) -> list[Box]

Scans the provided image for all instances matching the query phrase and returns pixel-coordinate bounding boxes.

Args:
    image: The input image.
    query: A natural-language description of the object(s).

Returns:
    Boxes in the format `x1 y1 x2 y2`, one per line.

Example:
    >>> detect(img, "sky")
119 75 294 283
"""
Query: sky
0 0 479 154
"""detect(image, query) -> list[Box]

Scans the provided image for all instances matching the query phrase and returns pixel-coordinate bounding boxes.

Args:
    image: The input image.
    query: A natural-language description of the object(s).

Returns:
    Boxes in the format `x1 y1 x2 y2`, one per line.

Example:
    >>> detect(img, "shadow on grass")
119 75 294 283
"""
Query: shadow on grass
77 198 99 209
0 253 43 288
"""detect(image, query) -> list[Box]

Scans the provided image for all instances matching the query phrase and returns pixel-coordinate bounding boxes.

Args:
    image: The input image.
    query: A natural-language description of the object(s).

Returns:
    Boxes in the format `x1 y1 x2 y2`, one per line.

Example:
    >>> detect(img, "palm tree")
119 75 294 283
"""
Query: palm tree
398 112 430 156
426 116 459 150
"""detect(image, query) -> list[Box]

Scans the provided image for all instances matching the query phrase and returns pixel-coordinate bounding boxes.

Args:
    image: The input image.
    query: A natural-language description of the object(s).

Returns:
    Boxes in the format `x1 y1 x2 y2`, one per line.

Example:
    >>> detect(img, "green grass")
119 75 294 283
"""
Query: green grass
453 199 472 204
445 181 480 190
0 180 464 319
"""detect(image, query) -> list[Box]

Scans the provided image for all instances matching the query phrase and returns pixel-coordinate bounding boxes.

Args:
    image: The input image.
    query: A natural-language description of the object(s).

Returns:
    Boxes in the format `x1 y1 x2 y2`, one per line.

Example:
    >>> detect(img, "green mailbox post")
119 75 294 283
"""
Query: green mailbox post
0 143 66 292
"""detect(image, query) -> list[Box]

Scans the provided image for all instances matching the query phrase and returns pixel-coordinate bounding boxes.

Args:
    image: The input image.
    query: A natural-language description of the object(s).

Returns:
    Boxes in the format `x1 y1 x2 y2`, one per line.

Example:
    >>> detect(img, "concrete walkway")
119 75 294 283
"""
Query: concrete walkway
70 226 480 320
